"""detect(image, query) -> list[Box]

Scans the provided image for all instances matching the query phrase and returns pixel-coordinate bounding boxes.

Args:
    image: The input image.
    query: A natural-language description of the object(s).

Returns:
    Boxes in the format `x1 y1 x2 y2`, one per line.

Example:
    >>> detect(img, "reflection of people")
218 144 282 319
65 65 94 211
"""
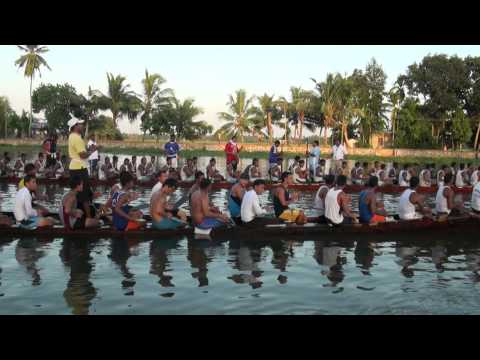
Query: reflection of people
431 245 447 271
15 238 46 286
313 242 345 286
354 241 376 273
60 239 97 315
228 242 264 289
395 245 419 278
187 240 212 287
270 242 293 284
108 238 137 295
149 239 178 288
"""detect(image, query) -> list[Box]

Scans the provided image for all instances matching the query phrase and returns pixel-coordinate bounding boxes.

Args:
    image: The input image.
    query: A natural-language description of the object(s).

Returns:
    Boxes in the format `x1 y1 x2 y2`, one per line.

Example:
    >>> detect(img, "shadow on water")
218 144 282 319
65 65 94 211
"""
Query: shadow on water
15 238 47 286
59 239 97 315
149 237 183 289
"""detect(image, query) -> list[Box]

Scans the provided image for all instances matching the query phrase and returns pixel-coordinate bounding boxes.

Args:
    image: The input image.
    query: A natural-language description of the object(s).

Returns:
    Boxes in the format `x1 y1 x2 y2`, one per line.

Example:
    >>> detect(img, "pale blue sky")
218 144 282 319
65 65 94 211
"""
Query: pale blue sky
1 45 479 133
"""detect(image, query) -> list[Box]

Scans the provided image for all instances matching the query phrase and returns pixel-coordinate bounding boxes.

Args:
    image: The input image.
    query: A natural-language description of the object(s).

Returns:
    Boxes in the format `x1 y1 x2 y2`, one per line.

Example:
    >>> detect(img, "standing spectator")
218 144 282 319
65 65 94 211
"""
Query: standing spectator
225 135 242 171
268 140 283 169
307 140 321 179
87 133 100 178
332 139 347 174
67 118 93 207
164 134 180 169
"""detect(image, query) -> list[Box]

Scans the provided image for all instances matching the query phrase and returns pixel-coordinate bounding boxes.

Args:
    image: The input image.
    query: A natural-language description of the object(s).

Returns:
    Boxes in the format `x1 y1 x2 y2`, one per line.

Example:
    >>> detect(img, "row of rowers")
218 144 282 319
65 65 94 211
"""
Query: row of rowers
10 167 480 232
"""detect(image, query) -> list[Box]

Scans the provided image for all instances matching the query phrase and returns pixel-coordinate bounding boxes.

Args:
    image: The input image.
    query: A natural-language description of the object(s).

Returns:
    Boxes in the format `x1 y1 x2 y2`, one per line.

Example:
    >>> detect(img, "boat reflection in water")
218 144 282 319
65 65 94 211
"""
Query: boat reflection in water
227 241 265 289
395 244 420 278
108 238 140 296
314 242 346 289
149 238 181 289
187 239 216 287
60 239 97 315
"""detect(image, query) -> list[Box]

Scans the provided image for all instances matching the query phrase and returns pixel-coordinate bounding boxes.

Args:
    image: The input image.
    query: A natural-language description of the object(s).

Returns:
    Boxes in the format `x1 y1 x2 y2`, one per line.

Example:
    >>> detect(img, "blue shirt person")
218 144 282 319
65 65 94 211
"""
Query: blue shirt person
164 134 181 168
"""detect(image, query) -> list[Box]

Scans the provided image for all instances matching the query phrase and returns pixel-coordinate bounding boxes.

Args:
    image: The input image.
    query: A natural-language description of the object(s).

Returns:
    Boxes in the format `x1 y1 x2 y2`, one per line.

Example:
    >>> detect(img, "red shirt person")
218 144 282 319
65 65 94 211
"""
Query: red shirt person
225 136 242 171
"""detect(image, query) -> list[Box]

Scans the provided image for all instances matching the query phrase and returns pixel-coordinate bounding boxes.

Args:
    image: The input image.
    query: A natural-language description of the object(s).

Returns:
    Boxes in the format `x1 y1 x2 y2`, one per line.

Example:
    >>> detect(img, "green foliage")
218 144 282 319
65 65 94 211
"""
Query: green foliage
31 83 80 135
95 116 123 140
451 109 472 148
395 98 435 148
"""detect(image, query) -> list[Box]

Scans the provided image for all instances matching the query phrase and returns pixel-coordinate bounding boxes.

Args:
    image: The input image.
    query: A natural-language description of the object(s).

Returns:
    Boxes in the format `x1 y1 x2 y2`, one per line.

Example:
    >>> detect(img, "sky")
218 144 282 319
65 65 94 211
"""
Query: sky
1 45 480 134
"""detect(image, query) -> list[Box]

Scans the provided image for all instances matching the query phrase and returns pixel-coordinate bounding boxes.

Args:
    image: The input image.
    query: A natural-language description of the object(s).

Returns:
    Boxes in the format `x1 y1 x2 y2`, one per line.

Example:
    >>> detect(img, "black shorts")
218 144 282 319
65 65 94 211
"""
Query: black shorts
166 208 179 217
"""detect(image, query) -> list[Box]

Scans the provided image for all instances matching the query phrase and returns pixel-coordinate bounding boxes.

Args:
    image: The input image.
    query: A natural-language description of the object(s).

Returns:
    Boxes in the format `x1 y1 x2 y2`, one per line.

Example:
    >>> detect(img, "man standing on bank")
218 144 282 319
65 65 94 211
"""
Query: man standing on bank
68 118 94 207
331 139 347 175
164 134 181 170
225 135 242 171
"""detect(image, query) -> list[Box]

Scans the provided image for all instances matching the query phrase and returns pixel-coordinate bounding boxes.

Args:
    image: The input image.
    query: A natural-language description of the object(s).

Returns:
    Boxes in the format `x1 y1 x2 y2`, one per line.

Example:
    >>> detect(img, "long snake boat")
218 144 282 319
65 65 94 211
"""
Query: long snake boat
0 175 474 194
0 216 478 242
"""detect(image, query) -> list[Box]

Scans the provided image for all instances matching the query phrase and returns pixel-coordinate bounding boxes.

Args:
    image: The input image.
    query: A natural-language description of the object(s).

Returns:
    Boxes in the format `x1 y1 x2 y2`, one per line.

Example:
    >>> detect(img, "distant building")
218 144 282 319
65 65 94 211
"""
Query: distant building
31 118 48 137
370 132 393 149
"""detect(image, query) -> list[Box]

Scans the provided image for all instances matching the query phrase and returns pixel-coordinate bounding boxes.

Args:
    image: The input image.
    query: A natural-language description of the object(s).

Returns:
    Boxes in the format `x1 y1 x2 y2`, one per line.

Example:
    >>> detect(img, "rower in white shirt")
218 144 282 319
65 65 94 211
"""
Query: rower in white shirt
455 164 466 188
398 176 432 220
313 159 326 183
14 175 54 229
471 166 479 187
471 182 480 215
150 170 168 201
241 179 279 227
435 173 465 217
307 140 321 179
419 164 432 187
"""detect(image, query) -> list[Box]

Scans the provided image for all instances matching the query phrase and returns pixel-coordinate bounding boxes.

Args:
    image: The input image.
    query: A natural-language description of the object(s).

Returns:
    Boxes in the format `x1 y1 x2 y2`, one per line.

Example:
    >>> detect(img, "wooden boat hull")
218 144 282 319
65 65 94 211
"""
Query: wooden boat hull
1 216 478 242
0 176 473 194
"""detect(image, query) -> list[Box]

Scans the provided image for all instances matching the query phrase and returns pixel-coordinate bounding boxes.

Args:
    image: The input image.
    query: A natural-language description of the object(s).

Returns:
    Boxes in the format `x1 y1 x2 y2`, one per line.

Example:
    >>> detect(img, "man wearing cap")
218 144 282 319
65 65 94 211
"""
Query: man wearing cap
68 118 93 206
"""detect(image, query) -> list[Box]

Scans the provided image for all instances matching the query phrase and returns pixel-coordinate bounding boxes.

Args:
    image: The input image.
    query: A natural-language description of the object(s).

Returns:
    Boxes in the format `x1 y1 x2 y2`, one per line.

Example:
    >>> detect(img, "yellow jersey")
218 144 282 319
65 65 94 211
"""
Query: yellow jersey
68 132 88 170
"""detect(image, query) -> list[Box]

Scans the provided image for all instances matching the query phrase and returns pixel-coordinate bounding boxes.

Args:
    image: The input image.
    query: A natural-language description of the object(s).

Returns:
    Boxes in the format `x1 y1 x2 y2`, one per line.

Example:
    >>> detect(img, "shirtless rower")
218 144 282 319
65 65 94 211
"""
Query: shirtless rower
228 173 249 225
435 173 465 218
398 176 432 220
14 175 54 229
190 178 230 230
324 175 358 225
226 159 241 184
206 158 225 181
248 158 262 181
100 156 116 180
313 174 335 224
112 171 145 231
150 169 168 201
269 158 283 182
150 178 187 230
271 172 305 223
293 159 308 184
359 176 388 224
181 158 196 182
60 176 100 230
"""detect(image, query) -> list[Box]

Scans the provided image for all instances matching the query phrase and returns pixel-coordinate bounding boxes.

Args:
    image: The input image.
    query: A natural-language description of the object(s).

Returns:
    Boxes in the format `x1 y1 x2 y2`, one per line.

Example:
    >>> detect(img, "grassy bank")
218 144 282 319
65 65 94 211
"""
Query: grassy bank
0 144 478 166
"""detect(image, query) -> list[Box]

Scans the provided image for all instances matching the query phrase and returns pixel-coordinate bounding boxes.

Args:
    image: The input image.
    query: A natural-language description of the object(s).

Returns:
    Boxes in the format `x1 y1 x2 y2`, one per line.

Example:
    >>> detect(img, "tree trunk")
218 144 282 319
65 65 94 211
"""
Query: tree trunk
299 112 304 142
85 121 89 139
474 119 480 158
267 112 273 144
324 126 328 147
29 76 33 138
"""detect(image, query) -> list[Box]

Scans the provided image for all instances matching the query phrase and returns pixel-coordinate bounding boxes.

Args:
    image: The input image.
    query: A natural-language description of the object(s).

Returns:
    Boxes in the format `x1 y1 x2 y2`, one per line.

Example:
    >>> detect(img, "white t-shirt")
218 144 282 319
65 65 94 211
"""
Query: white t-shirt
309 146 321 169
472 183 480 211
150 182 163 200
87 140 99 161
14 187 38 222
332 144 347 161
241 189 267 223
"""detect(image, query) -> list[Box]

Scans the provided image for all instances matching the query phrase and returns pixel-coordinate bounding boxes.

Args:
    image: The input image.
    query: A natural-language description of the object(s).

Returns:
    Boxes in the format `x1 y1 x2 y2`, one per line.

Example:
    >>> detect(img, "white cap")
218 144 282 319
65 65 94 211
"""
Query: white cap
68 117 84 130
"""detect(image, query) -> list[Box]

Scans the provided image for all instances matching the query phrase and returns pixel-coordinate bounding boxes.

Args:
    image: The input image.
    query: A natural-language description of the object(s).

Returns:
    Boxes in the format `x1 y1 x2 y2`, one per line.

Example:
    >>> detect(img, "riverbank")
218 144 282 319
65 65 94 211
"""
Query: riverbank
0 140 478 166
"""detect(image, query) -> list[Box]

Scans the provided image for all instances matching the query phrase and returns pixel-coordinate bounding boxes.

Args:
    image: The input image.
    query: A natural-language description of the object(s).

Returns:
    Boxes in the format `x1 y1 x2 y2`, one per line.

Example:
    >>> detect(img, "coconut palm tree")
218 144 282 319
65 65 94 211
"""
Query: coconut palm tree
289 87 314 142
93 73 142 129
140 69 173 141
274 96 291 144
312 74 342 145
216 89 258 141
14 45 51 137
255 93 281 143
387 84 405 147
